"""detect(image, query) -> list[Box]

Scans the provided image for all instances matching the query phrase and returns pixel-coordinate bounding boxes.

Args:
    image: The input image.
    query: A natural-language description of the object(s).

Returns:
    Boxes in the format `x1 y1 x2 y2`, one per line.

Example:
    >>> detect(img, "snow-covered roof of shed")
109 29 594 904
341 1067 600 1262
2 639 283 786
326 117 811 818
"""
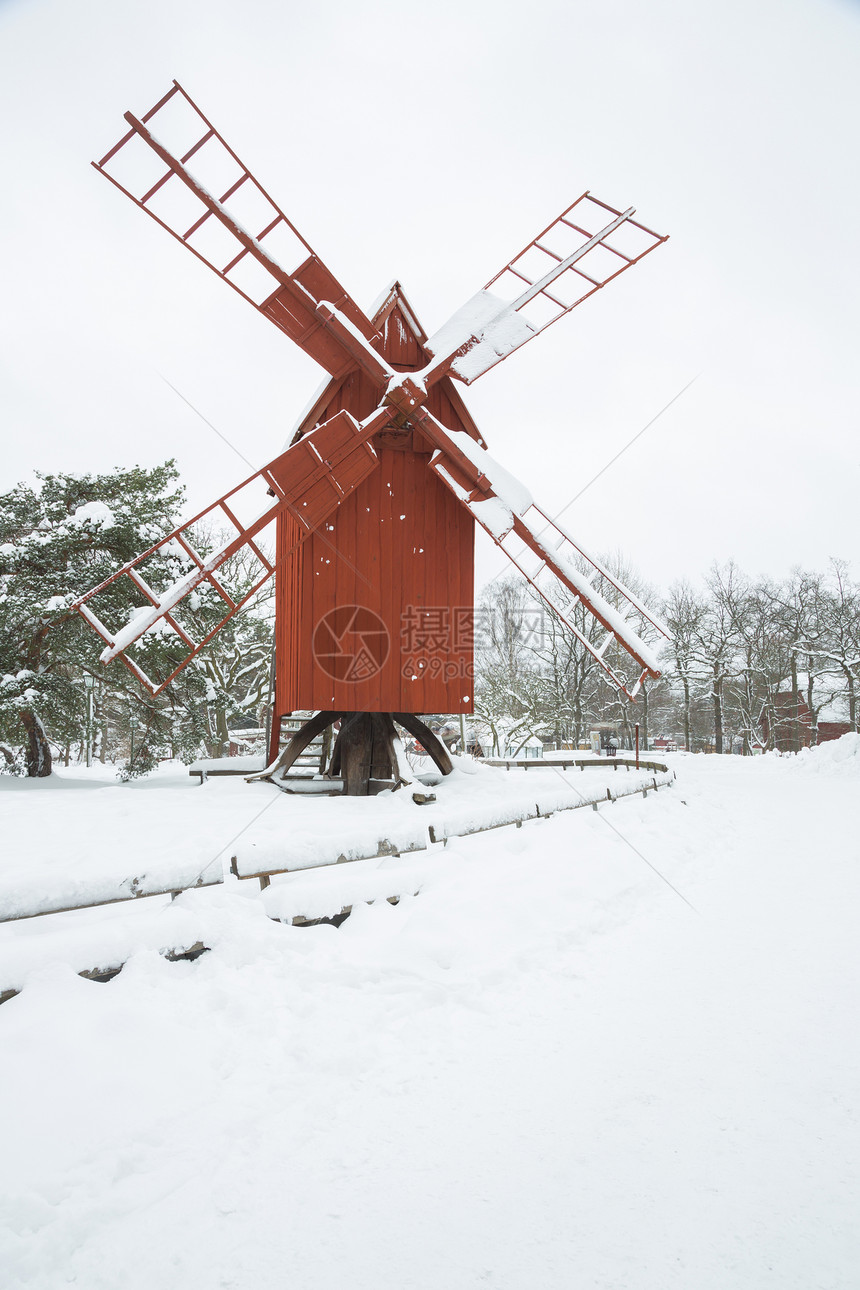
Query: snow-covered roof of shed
818 696 850 723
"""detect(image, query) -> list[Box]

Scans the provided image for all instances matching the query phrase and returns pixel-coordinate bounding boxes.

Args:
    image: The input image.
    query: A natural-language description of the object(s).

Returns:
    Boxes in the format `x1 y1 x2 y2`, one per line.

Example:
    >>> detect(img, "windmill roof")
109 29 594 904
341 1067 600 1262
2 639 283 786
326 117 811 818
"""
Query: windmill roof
369 280 427 343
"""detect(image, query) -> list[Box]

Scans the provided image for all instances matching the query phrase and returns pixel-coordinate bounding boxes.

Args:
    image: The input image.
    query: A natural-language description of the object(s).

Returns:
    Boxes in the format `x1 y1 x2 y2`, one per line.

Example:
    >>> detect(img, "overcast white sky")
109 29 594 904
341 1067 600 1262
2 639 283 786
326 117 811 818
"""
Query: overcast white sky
1 0 858 595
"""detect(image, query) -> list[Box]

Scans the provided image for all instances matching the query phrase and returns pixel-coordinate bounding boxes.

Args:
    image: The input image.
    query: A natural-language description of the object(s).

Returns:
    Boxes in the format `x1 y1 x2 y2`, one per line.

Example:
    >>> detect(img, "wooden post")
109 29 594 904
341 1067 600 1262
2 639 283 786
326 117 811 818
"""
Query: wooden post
392 715 454 776
340 713 375 795
635 723 640 769
339 713 416 794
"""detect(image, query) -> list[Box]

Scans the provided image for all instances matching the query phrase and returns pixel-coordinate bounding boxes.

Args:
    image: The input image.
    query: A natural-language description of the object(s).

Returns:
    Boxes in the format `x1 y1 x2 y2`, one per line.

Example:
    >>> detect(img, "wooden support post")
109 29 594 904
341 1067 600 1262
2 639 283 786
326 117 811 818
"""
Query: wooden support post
392 714 454 776
338 713 415 796
370 713 398 784
340 713 375 796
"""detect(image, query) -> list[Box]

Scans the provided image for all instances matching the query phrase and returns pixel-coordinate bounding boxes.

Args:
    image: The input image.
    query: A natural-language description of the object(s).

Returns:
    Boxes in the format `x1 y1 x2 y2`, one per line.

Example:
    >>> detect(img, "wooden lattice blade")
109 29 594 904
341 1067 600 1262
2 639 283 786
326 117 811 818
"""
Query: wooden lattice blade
422 192 667 385
73 409 386 695
414 411 667 698
93 81 380 378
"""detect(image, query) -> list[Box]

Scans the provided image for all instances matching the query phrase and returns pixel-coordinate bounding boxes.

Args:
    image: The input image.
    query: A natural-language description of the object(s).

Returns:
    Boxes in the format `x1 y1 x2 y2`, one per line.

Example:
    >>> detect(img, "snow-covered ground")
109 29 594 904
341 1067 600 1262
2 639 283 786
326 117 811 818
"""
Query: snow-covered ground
0 756 670 919
1 740 859 1288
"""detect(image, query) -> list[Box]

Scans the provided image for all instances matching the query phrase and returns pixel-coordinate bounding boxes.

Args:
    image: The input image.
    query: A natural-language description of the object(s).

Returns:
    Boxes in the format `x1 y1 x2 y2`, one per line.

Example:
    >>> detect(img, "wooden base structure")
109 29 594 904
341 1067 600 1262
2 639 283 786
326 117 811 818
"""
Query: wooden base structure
256 712 454 797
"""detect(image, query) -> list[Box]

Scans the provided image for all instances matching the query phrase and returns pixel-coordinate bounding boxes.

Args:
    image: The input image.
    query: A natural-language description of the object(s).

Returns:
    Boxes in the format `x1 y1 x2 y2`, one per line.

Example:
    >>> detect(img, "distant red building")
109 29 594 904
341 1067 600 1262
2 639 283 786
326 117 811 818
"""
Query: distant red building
760 692 851 751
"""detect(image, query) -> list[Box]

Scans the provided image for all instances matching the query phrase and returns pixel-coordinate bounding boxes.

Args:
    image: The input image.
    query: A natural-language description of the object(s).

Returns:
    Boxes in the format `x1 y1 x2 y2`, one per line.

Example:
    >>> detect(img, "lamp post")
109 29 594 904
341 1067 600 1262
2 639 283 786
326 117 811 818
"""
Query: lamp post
84 673 94 768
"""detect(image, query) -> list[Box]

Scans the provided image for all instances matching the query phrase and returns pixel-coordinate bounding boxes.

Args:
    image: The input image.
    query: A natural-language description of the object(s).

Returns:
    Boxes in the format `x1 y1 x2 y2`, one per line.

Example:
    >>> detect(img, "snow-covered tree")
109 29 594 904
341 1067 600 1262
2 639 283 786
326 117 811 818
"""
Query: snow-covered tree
687 563 746 754
0 463 186 775
192 542 275 756
473 576 540 755
471 556 860 758
473 555 668 753
0 464 276 777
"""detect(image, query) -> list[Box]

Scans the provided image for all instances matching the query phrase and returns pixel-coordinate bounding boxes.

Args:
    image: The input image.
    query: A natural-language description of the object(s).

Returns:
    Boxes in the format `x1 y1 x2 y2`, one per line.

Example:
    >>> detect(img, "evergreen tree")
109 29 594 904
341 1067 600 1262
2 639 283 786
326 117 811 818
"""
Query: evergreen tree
0 461 204 776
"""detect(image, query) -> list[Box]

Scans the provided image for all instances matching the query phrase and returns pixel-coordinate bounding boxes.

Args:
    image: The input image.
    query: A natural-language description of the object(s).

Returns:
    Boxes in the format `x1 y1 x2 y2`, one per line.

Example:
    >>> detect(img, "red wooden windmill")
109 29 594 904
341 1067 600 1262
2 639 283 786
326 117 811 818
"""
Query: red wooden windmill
74 82 670 795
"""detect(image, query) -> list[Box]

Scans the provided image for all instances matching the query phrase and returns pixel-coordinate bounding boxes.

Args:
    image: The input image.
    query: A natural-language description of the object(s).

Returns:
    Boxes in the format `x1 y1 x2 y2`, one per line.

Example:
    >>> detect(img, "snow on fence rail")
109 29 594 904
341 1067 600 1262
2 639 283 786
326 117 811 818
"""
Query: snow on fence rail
229 761 674 884
482 757 670 773
0 760 672 925
0 862 224 924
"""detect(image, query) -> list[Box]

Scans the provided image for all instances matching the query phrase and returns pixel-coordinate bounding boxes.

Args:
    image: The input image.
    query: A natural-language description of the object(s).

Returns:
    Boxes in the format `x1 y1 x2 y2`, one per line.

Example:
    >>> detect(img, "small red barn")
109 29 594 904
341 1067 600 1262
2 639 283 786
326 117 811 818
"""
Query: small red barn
760 692 851 752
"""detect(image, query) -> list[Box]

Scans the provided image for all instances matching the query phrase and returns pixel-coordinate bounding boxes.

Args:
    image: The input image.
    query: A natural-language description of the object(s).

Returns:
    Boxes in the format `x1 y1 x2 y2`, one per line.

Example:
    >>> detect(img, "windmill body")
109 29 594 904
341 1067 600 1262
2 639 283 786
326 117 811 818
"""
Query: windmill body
277 284 480 725
74 81 671 794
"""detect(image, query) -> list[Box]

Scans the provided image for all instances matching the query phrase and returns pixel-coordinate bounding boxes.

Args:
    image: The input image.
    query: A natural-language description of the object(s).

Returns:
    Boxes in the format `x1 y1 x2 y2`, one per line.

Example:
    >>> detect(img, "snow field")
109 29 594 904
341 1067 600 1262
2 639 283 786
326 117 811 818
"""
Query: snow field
0 743 858 1288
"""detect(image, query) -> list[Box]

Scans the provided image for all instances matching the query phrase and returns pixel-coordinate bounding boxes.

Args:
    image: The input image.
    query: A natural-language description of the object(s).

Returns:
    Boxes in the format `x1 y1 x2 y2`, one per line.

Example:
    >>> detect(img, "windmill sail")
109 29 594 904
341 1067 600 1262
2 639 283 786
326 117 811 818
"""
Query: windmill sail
423 193 667 384
309 192 667 401
414 412 668 699
93 81 380 378
73 409 385 695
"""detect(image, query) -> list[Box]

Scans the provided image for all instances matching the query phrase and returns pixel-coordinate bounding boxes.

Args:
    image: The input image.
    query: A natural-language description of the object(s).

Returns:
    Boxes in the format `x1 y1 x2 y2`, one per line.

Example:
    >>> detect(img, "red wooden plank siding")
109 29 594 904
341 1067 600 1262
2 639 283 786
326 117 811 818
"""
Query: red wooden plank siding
414 422 438 706
379 449 397 709
275 288 476 718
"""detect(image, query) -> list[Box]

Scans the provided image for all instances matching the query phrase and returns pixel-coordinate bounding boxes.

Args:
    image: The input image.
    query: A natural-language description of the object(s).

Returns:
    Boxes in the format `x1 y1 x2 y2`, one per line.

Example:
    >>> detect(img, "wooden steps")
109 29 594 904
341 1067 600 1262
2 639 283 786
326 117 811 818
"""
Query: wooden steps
277 711 329 778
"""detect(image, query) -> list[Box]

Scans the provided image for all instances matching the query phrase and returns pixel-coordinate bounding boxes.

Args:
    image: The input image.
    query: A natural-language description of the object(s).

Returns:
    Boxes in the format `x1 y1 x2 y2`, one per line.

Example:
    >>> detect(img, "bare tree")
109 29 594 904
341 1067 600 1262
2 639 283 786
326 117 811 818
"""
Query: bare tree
813 559 860 731
691 563 746 754
758 569 822 751
663 580 708 751
473 576 538 754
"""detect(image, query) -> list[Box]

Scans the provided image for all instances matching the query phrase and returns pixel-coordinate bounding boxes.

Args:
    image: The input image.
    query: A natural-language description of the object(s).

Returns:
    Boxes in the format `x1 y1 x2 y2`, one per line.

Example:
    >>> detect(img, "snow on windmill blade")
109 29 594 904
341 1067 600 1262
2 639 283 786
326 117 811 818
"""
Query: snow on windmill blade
423 289 538 380
423 193 667 385
524 510 672 641
419 421 665 684
418 416 669 645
